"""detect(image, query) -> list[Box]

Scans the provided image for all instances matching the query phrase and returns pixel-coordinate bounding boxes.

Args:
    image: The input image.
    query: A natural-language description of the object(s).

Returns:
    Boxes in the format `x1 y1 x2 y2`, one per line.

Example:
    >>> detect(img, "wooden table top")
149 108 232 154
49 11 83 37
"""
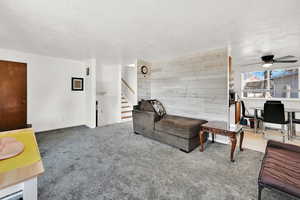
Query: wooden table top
0 128 44 190
201 121 242 133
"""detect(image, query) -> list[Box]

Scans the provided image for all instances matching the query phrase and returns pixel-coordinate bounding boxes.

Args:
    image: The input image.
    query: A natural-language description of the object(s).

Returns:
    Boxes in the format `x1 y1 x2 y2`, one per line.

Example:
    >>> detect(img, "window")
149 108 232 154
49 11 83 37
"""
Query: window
241 68 299 99
270 69 299 98
241 71 268 98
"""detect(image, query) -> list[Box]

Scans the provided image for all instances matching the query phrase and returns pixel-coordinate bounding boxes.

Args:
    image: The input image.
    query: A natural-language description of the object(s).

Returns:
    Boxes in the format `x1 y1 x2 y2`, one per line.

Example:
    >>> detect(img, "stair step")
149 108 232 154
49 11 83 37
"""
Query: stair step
121 110 132 114
121 106 130 109
121 101 128 103
121 117 132 122
122 116 132 119
121 107 132 112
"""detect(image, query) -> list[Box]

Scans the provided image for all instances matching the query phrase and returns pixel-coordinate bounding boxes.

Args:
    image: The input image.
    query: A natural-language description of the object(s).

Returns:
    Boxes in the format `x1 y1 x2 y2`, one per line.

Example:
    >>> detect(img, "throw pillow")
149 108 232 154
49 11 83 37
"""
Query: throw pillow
150 100 166 117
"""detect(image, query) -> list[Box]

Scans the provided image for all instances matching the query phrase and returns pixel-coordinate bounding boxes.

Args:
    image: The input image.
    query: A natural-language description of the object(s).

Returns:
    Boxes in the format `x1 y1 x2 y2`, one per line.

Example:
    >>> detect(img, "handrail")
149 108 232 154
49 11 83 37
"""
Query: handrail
121 78 135 94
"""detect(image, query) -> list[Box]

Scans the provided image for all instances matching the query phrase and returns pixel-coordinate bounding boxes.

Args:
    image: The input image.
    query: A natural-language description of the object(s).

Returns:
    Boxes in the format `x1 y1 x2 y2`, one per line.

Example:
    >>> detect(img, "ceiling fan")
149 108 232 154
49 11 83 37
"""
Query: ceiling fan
242 54 298 68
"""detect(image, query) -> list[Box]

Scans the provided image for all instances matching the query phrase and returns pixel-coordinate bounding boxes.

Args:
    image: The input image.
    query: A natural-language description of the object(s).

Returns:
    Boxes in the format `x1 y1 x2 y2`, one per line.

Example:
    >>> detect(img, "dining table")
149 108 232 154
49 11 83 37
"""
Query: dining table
250 106 300 139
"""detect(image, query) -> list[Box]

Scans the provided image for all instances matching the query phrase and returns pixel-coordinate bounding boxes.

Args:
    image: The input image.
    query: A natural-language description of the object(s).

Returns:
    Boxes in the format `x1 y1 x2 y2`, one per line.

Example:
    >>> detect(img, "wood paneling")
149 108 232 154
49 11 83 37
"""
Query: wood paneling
150 49 228 121
137 60 151 101
235 102 241 123
0 60 27 131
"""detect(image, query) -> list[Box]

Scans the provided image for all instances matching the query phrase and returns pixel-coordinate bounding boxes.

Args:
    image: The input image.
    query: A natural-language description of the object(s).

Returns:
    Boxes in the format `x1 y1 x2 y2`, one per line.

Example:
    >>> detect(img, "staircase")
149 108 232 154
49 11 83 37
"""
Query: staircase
121 95 133 122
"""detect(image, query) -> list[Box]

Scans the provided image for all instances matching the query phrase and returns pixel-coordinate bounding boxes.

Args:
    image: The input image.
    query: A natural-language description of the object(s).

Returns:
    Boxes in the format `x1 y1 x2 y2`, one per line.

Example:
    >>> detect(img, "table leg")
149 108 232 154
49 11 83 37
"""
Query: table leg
23 177 37 200
292 112 296 138
254 119 257 134
212 133 215 143
240 131 244 151
254 109 258 133
289 112 293 140
230 135 237 162
199 130 205 152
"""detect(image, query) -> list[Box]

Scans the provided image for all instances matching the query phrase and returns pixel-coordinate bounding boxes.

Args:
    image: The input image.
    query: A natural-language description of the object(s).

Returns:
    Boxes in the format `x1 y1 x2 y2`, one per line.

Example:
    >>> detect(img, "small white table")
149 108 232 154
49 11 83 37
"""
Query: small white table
0 178 37 200
0 129 44 200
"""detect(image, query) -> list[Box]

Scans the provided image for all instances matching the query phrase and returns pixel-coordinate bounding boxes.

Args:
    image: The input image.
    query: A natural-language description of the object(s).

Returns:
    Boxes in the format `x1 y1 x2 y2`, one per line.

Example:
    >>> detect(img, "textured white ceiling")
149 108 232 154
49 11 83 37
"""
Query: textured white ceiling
0 0 300 65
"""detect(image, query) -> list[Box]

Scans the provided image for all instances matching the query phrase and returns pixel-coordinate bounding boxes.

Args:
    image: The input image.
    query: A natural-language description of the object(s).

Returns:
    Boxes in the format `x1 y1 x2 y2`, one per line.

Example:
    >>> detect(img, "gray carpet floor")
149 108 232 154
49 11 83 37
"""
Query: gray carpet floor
36 122 296 200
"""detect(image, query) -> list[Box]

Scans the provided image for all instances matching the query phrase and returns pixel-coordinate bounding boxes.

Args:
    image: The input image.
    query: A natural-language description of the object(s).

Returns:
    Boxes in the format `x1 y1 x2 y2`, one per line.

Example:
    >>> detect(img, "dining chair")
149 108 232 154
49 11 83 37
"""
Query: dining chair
241 101 255 119
263 103 289 142
240 100 256 129
257 101 282 133
259 101 281 121
241 100 264 133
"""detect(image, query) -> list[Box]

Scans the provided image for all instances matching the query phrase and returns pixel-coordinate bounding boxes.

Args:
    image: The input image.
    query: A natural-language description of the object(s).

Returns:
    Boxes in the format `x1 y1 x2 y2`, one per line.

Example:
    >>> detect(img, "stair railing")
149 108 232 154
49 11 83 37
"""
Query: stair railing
121 78 135 94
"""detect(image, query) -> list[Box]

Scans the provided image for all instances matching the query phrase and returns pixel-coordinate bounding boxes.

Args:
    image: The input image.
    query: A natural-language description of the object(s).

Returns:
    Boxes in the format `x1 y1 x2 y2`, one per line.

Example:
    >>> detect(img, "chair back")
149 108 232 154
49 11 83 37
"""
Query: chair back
241 100 246 117
263 103 285 124
266 100 282 104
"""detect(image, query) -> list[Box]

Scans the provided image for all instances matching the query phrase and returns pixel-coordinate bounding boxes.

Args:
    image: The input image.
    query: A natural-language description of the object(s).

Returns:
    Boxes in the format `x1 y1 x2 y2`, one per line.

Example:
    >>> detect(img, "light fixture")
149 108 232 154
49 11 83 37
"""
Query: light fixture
127 64 136 67
262 62 273 68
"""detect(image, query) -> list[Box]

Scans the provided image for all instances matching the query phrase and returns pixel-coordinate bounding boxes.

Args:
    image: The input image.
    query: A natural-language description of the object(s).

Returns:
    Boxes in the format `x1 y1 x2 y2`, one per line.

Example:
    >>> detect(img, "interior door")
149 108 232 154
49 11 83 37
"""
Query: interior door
0 60 27 131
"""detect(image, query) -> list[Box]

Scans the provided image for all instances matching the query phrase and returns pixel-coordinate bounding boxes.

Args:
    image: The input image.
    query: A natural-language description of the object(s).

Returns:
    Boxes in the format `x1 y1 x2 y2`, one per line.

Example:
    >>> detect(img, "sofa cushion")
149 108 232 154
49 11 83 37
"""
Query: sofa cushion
155 115 207 139
259 147 300 198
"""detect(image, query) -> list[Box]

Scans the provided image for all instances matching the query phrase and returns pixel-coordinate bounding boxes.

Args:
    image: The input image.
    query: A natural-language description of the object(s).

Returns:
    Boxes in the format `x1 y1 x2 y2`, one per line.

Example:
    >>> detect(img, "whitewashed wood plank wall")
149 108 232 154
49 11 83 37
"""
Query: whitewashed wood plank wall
137 59 152 101
137 48 228 122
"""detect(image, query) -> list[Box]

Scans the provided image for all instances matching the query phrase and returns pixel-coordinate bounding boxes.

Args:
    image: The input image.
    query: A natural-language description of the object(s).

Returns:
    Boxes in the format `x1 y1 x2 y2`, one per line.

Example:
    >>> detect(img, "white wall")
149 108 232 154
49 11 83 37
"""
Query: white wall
96 64 121 126
0 48 88 132
121 66 137 105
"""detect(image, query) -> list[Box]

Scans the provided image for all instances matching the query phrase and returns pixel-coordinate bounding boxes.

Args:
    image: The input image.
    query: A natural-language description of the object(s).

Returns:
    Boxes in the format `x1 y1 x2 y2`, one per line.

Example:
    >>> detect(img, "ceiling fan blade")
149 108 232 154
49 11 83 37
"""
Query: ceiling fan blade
274 59 298 63
240 62 264 67
275 55 296 60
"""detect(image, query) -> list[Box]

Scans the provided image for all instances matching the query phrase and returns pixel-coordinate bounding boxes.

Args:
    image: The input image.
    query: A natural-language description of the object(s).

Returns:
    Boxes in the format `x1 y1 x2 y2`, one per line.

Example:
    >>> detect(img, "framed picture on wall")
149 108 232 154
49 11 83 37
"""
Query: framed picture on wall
72 77 84 91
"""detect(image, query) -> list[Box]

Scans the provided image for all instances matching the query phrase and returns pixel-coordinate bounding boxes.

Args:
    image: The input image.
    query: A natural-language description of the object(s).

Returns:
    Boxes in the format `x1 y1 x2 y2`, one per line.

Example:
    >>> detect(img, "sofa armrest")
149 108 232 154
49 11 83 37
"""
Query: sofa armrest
133 109 160 122
132 110 157 135
267 140 300 153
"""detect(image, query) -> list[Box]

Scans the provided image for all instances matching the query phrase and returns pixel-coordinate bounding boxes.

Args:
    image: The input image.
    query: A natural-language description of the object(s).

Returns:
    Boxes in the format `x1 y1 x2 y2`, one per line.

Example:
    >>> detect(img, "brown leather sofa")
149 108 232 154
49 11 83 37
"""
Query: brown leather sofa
132 100 207 152
258 140 300 200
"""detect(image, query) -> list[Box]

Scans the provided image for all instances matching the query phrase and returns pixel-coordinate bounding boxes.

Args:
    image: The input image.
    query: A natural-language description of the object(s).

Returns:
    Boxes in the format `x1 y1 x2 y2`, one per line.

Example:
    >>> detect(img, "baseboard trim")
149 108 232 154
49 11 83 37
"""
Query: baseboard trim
36 125 87 134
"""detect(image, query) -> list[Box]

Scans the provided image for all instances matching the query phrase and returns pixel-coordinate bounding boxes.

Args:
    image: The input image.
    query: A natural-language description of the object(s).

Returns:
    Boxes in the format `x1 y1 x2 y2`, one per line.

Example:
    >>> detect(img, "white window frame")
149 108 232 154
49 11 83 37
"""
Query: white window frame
241 67 300 100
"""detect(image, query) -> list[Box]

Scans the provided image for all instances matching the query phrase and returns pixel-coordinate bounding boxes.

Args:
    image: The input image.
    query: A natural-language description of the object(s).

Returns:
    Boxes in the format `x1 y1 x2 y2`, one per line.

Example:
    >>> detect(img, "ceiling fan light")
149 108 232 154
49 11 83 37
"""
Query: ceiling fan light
127 64 136 67
262 63 273 68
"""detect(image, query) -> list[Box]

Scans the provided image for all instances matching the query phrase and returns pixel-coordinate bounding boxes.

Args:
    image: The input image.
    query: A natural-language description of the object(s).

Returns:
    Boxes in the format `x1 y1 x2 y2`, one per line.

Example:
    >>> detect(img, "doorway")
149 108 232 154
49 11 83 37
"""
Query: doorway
0 60 27 131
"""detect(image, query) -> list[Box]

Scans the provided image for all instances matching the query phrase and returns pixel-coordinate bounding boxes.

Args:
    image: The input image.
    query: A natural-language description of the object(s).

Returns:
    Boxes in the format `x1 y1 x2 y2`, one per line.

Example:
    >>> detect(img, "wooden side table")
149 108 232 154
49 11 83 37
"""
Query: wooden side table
199 121 244 162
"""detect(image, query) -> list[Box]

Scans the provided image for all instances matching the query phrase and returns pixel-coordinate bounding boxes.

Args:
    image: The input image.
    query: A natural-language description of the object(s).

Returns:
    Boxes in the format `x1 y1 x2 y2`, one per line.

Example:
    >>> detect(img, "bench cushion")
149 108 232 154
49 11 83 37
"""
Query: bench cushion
260 147 300 198
155 115 207 139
